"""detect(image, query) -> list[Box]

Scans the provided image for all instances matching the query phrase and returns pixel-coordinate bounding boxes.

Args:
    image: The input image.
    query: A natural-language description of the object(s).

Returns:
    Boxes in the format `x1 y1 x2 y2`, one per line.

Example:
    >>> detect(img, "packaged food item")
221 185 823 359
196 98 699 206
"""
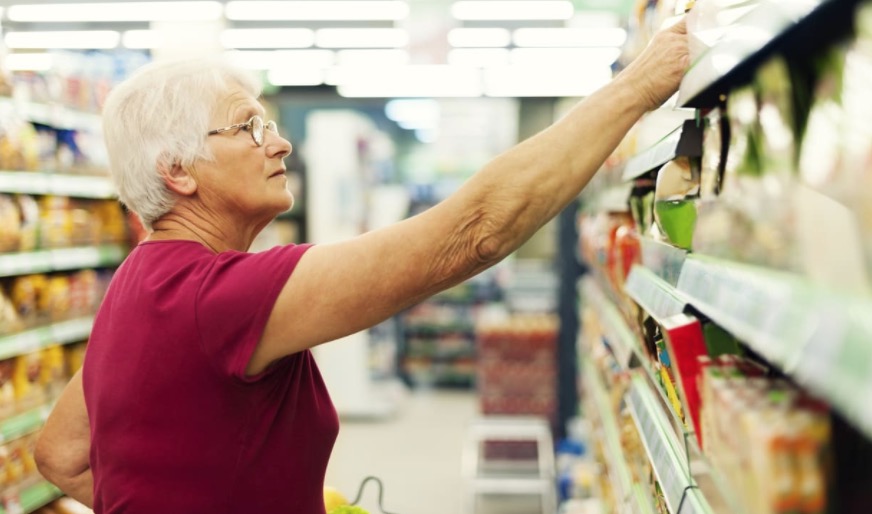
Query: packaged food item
65 342 87 376
5 439 26 485
0 288 24 336
0 194 22 253
69 269 98 316
12 351 46 411
41 345 66 400
0 359 16 419
651 155 700 250
15 194 40 252
40 196 73 249
43 275 71 322
10 275 47 326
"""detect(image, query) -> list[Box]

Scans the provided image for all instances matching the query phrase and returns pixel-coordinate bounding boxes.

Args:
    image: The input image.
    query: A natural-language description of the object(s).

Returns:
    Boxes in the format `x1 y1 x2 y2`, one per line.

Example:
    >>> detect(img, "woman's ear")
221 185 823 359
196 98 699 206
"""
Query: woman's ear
158 160 197 196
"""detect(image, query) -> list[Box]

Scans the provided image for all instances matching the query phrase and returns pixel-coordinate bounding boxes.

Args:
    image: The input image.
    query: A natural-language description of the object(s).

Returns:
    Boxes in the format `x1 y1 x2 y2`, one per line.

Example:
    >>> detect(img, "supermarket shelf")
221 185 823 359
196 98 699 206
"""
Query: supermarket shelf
676 254 872 440
0 170 115 199
626 372 714 514
0 97 102 132
639 238 688 286
679 0 861 107
403 350 476 361
0 244 126 278
583 360 653 514
621 120 702 181
404 323 475 335
0 316 94 360
0 479 64 514
625 266 690 323
580 277 642 369
0 404 52 444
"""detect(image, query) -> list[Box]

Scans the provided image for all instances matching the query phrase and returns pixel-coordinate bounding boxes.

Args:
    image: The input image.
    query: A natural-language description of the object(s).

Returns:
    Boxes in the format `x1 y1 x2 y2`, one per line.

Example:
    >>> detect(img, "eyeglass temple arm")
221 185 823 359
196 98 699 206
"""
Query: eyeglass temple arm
208 122 248 135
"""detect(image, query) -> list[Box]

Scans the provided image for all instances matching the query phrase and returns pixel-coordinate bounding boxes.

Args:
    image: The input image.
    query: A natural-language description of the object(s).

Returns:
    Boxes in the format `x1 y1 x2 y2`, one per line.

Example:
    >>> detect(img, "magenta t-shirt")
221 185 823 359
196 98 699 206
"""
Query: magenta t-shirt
83 240 339 514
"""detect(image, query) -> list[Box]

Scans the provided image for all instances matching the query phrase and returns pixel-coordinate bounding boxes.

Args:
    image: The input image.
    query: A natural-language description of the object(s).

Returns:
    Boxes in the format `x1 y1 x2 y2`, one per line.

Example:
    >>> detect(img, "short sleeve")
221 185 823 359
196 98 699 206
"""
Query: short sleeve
195 243 312 382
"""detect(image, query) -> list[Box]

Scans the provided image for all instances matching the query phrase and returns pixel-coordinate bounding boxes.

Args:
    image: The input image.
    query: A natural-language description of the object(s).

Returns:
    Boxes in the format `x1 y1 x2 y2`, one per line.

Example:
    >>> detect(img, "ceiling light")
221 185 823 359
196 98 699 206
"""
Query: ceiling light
510 48 620 66
221 28 315 49
226 1 409 21
7 2 222 22
316 28 408 48
447 28 511 48
4 53 53 71
122 30 162 49
226 50 335 70
484 65 611 97
267 68 325 86
5 31 120 49
447 48 510 67
385 99 440 126
513 28 627 47
451 1 573 21
336 49 409 66
415 129 439 144
337 65 481 97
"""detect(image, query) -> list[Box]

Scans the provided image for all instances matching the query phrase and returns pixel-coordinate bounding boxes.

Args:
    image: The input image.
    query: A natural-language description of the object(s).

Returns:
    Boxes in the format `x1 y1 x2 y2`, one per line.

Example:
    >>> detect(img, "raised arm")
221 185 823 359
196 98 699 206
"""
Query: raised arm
35 370 94 508
248 19 689 374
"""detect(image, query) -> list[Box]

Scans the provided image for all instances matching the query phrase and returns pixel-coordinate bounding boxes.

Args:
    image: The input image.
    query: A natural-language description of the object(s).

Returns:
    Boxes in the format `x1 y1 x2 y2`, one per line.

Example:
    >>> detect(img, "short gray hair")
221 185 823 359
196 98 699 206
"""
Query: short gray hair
102 58 262 230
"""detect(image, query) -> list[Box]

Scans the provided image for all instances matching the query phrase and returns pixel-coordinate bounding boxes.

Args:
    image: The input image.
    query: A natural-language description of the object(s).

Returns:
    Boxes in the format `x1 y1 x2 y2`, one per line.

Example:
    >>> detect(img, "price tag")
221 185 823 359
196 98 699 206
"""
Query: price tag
50 247 101 271
0 329 46 360
51 317 93 344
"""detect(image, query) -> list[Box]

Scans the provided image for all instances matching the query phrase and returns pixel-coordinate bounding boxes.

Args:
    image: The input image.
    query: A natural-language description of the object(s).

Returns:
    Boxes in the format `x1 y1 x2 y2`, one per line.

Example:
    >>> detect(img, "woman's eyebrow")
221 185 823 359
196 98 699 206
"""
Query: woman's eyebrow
233 105 265 123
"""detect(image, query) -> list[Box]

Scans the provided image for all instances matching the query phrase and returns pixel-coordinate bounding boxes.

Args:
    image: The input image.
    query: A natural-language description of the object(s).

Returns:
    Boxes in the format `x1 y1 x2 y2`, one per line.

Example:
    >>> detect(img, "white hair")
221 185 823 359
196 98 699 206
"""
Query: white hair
102 58 262 230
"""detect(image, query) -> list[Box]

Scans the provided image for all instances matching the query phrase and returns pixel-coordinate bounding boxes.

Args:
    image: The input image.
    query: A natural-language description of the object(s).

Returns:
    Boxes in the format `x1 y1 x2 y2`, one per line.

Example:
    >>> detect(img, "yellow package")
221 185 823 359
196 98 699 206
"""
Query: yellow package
12 352 45 411
41 345 66 400
65 342 87 376
44 276 71 322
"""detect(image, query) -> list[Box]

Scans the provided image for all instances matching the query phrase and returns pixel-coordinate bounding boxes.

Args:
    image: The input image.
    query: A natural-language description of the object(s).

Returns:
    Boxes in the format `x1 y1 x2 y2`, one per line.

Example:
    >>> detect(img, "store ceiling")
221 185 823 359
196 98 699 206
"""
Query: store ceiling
0 0 635 97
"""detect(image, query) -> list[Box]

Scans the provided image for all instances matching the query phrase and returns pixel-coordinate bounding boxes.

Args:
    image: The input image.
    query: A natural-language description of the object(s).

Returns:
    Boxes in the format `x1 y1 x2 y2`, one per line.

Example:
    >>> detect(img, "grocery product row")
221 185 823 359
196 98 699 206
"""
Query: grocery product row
572 1 872 513
0 195 127 254
0 340 88 514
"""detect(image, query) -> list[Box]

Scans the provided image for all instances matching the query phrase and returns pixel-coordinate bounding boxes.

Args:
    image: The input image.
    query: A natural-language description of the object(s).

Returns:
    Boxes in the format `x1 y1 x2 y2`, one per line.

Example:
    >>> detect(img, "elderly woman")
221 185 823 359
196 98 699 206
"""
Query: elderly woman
33 19 688 514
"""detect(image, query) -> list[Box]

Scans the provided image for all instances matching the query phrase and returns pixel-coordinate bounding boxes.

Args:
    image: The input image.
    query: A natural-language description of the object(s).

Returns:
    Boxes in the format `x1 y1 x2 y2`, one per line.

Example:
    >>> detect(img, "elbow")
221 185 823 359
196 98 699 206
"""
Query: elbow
35 432 79 486
34 433 58 482
473 232 506 264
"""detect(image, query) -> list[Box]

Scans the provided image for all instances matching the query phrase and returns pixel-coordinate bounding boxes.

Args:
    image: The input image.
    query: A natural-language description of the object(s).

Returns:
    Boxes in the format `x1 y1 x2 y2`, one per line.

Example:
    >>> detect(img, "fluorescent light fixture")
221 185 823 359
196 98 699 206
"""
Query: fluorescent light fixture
5 53 53 71
510 48 620 66
7 2 222 22
513 28 627 48
5 31 120 49
568 11 620 28
447 28 511 48
316 28 408 48
484 64 611 97
226 1 409 21
451 1 573 21
447 48 510 67
336 49 409 66
337 65 481 97
415 129 438 144
122 30 161 49
385 99 440 127
226 49 335 70
221 28 315 49
267 67 325 86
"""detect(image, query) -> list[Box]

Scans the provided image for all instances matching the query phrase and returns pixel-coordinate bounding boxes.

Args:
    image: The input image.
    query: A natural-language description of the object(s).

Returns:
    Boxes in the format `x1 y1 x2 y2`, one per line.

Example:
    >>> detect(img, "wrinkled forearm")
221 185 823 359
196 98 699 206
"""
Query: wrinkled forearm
438 76 648 266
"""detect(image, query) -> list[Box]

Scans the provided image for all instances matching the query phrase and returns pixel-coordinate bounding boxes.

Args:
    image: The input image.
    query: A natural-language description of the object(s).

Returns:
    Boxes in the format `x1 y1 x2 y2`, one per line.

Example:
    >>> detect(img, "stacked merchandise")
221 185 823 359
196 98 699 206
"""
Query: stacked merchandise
476 313 558 460
400 273 501 388
0 52 132 512
573 1 872 513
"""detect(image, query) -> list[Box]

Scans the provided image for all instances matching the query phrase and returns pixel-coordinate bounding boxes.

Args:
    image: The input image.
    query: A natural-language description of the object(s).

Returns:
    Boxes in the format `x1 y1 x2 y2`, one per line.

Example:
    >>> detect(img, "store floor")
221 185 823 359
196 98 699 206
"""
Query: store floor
326 387 546 514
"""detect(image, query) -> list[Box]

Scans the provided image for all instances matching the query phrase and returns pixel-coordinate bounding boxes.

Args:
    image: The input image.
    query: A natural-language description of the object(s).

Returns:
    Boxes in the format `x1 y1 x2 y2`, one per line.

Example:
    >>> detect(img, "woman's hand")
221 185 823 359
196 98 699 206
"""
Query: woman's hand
618 17 690 111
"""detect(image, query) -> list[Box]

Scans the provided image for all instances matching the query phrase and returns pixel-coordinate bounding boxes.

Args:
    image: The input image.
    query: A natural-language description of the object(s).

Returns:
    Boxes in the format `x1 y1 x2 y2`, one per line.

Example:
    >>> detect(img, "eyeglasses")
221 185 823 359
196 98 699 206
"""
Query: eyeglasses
207 115 279 147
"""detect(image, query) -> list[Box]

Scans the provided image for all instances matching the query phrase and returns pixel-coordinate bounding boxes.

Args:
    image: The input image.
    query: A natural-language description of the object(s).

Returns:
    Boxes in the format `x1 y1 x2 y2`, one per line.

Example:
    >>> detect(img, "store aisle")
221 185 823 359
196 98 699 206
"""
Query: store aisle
325 388 545 514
